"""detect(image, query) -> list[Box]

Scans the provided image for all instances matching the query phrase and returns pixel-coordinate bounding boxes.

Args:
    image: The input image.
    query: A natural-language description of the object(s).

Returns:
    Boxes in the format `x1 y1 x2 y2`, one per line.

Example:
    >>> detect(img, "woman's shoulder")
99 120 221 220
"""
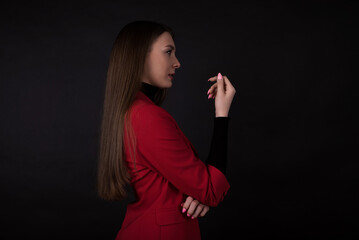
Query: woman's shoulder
130 101 173 124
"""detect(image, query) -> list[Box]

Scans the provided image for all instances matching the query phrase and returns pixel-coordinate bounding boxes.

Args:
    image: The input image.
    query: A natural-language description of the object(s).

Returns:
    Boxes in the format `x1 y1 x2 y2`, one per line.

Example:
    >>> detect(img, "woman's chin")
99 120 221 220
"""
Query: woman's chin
162 80 173 89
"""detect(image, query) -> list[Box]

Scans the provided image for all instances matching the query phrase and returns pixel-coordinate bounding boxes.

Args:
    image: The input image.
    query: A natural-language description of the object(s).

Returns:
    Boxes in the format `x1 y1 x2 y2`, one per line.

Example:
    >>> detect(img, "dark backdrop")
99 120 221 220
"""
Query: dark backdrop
1 1 357 239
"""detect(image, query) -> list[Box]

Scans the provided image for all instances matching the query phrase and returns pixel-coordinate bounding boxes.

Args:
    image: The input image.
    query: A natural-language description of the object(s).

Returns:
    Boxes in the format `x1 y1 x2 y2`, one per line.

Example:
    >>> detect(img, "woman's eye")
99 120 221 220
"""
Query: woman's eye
166 50 172 55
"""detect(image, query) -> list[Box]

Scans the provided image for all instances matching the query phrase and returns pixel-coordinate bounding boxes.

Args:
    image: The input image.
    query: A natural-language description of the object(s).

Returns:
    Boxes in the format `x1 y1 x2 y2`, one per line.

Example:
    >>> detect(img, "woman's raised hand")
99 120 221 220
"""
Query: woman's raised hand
207 73 236 117
181 196 210 219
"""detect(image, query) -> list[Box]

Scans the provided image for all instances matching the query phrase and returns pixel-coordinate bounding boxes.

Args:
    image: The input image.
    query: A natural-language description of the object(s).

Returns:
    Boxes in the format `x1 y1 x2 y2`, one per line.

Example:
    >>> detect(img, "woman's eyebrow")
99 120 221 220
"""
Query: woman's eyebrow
164 44 176 51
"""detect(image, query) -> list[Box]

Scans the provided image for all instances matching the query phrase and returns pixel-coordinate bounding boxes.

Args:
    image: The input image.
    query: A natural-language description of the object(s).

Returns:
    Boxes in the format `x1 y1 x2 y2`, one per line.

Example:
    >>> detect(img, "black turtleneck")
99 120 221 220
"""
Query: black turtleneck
141 81 158 102
140 81 229 174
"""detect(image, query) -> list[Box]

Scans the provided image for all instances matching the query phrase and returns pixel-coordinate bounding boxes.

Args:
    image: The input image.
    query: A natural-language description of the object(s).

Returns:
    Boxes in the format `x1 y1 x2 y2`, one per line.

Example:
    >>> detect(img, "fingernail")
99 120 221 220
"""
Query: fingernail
182 208 186 213
191 216 195 219
207 90 210 95
218 73 222 80
187 213 190 217
208 94 212 99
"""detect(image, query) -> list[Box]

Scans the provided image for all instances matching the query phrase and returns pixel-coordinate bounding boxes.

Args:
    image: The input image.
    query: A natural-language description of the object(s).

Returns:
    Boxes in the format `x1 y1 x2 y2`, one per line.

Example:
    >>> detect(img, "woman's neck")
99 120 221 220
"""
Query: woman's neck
140 82 159 102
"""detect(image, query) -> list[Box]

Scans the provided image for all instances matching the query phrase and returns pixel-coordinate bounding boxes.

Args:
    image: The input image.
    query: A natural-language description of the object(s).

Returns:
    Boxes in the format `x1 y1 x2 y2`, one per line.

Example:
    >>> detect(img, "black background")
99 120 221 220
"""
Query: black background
1 1 358 239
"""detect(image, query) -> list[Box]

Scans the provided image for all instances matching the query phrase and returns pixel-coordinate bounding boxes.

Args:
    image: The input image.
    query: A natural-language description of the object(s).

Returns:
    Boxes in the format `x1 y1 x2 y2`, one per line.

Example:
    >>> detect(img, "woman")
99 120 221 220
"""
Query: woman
97 20 236 240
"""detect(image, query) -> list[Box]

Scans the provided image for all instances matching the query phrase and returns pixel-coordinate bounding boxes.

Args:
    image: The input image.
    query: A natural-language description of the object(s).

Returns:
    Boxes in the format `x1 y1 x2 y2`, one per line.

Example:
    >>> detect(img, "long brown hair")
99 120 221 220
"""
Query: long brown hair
97 20 175 201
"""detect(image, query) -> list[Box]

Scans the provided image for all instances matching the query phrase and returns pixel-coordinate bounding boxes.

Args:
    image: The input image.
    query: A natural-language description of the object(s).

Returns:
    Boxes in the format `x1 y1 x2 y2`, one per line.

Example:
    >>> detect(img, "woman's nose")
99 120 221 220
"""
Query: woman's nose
174 58 181 69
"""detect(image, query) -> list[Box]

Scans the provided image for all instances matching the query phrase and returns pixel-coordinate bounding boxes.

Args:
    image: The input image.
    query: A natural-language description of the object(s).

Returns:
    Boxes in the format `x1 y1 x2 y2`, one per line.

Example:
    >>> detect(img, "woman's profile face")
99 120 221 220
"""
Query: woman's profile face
142 31 181 88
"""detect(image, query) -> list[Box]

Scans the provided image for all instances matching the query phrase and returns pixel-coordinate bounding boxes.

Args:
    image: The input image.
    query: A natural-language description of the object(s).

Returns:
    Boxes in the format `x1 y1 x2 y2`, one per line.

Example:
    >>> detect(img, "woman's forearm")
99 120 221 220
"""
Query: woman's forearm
205 116 230 174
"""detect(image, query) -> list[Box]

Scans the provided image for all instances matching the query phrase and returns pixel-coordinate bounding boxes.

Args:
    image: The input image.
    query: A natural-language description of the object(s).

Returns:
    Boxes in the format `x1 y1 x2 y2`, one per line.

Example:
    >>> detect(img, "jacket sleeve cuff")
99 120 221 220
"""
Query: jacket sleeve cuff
206 164 231 206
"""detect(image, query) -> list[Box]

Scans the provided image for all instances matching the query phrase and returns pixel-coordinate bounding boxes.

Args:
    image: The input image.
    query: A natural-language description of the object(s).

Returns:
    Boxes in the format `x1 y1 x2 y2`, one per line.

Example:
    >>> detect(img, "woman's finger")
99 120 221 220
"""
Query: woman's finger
186 199 199 217
181 196 193 213
191 204 204 219
208 75 217 82
207 83 218 99
199 205 210 217
209 87 217 99
207 83 217 94
216 73 224 95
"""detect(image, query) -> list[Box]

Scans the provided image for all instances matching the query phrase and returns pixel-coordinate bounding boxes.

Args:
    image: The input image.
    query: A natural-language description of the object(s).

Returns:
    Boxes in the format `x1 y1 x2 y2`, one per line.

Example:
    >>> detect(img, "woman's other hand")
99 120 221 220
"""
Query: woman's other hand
207 73 236 117
181 196 210 219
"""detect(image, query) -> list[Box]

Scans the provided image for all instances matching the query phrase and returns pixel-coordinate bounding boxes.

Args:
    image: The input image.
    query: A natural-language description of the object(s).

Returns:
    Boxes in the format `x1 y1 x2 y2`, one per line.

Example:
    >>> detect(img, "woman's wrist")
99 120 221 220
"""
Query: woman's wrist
215 113 228 117
215 109 228 117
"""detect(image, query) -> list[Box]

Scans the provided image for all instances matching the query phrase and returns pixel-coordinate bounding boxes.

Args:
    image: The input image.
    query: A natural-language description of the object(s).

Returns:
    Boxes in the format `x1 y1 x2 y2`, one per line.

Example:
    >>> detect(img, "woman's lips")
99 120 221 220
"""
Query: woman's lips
168 74 174 80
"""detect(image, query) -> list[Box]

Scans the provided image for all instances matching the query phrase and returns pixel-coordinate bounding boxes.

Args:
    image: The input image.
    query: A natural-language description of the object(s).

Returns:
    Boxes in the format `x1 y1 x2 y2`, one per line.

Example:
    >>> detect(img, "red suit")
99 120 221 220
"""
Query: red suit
115 91 230 240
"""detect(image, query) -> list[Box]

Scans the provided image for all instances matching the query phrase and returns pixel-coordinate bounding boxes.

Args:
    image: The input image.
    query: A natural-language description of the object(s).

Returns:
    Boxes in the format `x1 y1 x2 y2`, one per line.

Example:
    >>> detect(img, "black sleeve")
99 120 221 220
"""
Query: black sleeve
205 116 230 175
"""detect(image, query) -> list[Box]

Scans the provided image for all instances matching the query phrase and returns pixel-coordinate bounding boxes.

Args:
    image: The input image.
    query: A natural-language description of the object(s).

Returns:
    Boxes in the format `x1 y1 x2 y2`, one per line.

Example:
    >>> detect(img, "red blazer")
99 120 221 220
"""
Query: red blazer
115 91 230 240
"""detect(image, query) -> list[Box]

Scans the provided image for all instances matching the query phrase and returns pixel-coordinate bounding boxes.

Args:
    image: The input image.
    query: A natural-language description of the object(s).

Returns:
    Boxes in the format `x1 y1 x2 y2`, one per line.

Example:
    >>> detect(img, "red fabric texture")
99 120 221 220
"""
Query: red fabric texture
115 91 230 240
